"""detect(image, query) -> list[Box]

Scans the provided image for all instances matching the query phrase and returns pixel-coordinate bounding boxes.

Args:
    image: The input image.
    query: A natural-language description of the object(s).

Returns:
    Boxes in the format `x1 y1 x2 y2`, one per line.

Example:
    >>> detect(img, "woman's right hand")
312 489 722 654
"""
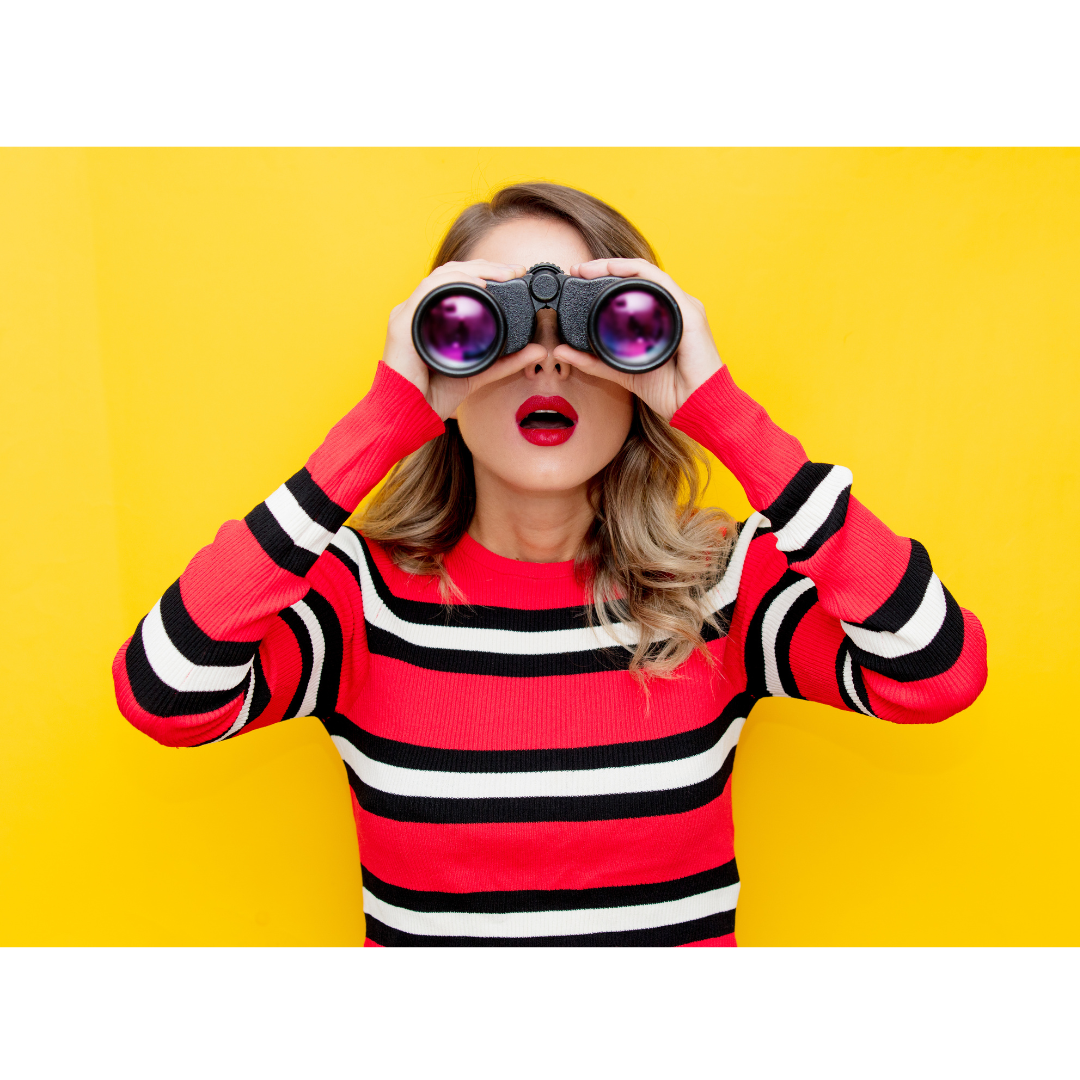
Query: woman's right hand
381 260 548 421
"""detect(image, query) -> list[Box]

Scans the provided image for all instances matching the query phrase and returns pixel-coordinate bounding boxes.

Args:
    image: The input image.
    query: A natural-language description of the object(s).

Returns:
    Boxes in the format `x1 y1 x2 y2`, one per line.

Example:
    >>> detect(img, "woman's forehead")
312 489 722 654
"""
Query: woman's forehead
469 215 592 269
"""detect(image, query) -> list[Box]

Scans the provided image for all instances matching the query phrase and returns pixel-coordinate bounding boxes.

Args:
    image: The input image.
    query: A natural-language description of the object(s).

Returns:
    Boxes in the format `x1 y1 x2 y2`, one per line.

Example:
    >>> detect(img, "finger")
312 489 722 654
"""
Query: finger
395 263 528 343
551 344 636 393
569 258 688 298
407 271 489 298
396 268 494 321
463 343 547 392
432 260 528 282
568 258 654 280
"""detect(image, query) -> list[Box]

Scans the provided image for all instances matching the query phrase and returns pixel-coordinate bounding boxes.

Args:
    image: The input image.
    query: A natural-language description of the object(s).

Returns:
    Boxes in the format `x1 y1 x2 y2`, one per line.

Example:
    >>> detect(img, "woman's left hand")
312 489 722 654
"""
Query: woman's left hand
551 258 724 421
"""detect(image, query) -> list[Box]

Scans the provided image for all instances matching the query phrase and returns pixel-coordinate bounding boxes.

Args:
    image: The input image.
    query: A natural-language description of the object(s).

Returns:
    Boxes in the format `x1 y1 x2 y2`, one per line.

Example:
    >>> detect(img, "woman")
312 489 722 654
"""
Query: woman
112 182 987 946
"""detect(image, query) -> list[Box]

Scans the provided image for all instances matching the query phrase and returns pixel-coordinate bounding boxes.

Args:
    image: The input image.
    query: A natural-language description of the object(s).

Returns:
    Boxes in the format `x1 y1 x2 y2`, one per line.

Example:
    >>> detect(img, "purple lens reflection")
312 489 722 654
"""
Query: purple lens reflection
419 294 500 370
594 288 676 368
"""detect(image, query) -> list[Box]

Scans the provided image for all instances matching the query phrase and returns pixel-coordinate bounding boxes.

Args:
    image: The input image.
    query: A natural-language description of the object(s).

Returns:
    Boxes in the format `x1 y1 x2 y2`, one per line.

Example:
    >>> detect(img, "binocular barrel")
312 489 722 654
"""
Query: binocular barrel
412 263 683 377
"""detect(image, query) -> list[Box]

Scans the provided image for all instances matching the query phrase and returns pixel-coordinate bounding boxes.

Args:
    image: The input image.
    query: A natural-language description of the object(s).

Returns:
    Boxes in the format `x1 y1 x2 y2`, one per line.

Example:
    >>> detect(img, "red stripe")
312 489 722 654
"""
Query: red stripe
789 606 847 709
367 534 590 610
358 653 723 750
179 519 307 639
679 933 737 947
243 621 304 732
356 783 735 893
790 498 911 624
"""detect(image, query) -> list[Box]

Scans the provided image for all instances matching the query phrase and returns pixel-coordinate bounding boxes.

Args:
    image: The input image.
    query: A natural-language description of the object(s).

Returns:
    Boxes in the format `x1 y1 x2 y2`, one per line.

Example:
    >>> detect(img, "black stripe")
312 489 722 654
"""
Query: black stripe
764 462 834 531
191 651 278 746
191 668 254 746
364 624 632 676
775 582 819 699
834 641 875 715
858 539 934 633
284 467 351 533
159 580 259 667
245 501 319 577
743 567 806 698
848 586 966 683
363 910 735 948
835 640 860 712
364 622 725 678
325 694 753 774
247 650 273 723
784 485 850 562
125 617 248 717
300 588 344 719
362 860 738 914
343 748 738 824
848 648 874 714
278 606 314 719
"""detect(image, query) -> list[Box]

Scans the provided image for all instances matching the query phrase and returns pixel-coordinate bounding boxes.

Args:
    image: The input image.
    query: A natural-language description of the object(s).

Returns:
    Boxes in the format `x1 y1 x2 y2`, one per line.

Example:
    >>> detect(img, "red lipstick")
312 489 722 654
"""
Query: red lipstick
515 396 578 446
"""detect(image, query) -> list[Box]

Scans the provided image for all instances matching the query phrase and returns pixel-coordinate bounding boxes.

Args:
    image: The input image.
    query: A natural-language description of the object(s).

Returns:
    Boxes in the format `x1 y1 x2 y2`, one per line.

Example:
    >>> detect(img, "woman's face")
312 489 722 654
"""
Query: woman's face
454 216 635 495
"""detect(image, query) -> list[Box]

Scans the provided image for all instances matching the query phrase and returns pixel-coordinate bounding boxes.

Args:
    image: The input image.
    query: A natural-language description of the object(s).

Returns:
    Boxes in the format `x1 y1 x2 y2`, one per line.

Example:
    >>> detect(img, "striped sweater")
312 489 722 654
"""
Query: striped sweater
112 363 988 946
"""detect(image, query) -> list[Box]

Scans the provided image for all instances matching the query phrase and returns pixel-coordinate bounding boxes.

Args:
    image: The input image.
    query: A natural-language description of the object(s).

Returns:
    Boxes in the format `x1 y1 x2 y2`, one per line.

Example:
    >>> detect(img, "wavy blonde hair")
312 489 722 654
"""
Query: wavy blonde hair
357 182 736 677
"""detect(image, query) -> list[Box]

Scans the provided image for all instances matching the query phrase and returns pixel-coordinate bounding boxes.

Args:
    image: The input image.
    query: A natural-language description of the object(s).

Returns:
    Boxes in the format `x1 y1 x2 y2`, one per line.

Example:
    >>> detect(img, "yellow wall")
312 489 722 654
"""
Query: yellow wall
2 148 1077 945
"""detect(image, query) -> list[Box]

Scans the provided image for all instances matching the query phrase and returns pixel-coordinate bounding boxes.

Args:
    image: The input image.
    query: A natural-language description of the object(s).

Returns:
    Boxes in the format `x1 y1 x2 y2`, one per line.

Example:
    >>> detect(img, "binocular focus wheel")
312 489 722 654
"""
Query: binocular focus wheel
412 283 506 378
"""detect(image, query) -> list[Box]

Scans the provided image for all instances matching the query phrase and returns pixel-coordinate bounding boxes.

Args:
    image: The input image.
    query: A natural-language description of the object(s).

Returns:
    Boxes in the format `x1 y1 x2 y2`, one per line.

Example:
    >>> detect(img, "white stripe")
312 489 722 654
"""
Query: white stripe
209 668 256 743
264 483 336 555
290 599 325 718
333 528 639 655
703 511 765 613
761 577 817 696
842 652 876 718
140 599 252 693
332 717 745 801
772 465 853 553
841 574 947 659
362 881 740 940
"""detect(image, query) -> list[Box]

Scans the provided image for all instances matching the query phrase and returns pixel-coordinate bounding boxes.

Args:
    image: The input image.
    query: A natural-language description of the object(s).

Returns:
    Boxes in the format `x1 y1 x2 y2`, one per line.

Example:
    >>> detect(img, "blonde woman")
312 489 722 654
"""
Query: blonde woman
113 183 987 946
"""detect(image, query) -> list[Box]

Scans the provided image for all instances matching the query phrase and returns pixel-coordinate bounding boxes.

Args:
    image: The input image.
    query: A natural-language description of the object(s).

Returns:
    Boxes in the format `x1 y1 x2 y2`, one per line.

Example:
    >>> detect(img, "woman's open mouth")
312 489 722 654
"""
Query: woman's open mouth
515 395 579 446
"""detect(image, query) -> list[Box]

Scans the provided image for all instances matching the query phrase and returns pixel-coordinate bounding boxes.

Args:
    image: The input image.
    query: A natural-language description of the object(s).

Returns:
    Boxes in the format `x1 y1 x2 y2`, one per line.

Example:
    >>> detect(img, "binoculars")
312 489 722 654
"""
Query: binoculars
411 263 683 377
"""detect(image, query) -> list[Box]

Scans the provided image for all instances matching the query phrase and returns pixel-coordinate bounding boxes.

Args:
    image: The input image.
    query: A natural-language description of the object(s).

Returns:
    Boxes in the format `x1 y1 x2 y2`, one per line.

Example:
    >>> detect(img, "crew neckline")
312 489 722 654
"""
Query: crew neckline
454 531 581 579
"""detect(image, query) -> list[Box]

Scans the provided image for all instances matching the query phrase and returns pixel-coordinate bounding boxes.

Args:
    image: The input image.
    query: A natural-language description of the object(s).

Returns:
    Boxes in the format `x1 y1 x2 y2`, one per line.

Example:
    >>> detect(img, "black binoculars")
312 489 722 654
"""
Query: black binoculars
411 263 683 377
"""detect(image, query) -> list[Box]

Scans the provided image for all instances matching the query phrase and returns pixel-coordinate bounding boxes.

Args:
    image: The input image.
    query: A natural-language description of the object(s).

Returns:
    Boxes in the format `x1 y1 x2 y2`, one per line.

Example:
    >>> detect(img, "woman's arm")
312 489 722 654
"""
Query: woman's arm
671 366 987 723
112 362 445 746
112 259 547 747
556 257 987 722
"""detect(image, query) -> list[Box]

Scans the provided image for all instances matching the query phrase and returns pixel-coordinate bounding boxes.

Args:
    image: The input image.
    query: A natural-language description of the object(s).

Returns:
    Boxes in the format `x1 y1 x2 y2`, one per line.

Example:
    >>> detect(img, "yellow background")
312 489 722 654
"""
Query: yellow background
2 148 1077 945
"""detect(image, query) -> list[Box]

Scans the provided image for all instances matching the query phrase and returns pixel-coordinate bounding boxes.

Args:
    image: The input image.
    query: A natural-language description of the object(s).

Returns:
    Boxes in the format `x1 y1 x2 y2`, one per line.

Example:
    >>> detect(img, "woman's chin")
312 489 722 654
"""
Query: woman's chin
479 458 595 496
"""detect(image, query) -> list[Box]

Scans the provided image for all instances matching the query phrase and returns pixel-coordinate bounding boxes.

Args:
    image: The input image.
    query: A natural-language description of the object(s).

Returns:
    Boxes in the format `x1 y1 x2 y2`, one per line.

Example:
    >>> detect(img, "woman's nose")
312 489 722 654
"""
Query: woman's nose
525 309 571 380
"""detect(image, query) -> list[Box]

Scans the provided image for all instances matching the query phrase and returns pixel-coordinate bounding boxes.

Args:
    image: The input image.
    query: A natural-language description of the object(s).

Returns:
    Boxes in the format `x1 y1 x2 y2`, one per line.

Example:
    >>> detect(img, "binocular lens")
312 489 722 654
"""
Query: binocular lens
418 294 501 373
593 288 678 370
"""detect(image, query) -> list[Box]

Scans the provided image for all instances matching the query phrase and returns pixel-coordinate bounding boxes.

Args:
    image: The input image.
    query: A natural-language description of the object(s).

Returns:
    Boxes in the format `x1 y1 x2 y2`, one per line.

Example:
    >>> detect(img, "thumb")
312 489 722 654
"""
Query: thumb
552 344 635 393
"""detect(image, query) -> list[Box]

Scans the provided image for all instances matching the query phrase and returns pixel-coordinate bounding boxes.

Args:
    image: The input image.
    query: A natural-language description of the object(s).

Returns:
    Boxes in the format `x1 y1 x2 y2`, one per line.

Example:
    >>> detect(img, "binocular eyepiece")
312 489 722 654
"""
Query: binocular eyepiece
412 263 683 377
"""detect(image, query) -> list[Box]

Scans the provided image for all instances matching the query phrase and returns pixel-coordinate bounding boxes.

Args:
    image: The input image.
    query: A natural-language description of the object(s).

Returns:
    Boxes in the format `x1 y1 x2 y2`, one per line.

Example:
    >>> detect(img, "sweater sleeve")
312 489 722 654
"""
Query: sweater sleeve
112 363 445 747
671 366 987 724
